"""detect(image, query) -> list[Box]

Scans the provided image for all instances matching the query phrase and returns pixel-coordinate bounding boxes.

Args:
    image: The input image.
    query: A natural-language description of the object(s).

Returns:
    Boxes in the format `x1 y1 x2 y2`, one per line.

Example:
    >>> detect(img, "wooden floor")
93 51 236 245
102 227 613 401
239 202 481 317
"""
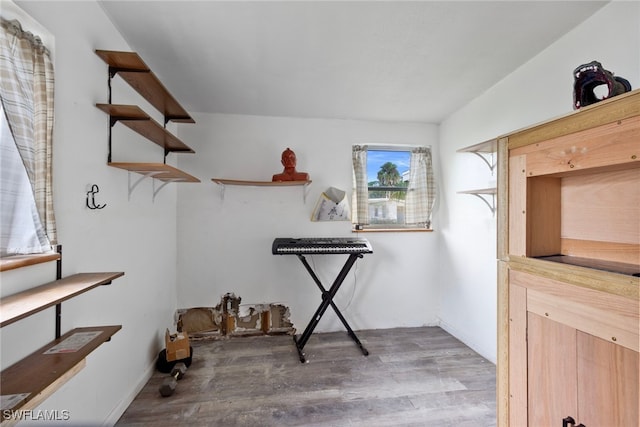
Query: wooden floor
116 327 496 426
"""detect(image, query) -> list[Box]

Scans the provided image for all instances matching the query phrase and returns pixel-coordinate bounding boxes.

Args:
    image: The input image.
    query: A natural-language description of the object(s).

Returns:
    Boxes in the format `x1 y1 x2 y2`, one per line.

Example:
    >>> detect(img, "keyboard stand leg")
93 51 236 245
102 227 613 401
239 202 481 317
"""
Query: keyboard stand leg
292 335 307 363
293 254 369 362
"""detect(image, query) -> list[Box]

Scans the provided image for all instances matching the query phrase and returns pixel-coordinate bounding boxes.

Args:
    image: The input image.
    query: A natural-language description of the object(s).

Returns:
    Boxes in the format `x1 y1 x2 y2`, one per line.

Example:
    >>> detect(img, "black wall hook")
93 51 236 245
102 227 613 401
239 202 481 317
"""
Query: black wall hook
86 184 107 210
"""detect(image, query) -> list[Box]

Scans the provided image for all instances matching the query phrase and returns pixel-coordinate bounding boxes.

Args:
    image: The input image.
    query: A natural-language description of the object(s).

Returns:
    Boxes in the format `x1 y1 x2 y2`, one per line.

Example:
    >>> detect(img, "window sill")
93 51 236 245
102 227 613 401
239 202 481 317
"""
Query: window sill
352 228 433 233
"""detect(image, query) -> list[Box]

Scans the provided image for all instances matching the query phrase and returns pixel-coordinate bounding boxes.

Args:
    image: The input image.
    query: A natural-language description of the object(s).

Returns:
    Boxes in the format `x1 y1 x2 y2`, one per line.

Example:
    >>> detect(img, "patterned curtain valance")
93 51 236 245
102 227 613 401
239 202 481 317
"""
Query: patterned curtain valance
0 17 50 56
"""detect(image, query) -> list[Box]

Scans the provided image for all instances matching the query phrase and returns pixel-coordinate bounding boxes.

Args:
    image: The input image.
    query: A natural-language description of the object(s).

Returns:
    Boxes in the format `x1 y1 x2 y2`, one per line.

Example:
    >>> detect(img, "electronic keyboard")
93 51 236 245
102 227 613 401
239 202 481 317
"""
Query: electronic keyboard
272 237 373 255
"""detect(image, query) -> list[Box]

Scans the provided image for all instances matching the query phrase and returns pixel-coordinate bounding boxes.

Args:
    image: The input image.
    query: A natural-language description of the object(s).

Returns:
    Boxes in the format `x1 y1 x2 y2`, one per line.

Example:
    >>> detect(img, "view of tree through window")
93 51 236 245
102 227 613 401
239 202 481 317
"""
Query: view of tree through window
367 150 410 225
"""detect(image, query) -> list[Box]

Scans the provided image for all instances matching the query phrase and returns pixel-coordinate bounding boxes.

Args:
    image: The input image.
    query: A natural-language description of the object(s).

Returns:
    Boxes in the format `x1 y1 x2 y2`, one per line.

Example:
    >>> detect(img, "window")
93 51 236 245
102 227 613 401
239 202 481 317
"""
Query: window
352 145 435 231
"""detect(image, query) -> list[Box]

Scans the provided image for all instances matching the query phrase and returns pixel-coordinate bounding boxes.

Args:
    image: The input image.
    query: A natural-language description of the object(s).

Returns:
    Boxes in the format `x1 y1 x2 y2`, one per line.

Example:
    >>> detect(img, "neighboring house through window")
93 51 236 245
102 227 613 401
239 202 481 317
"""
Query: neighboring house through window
352 145 436 231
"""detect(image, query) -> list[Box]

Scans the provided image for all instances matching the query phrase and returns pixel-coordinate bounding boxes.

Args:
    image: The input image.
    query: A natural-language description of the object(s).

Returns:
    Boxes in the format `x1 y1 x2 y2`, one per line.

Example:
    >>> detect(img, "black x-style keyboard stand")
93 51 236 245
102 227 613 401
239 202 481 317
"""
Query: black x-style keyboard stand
293 253 369 363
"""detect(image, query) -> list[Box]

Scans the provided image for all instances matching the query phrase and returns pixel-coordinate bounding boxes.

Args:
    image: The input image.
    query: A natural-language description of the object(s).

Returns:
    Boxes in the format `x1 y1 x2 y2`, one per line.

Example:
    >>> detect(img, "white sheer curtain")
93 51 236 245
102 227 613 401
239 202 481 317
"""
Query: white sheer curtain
405 147 436 227
0 18 56 256
1 104 50 255
351 145 369 225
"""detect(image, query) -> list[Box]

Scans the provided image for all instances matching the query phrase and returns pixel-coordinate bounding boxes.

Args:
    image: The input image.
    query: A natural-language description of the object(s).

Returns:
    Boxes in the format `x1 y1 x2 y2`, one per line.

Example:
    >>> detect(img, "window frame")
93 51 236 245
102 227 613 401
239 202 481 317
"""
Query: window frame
352 144 434 233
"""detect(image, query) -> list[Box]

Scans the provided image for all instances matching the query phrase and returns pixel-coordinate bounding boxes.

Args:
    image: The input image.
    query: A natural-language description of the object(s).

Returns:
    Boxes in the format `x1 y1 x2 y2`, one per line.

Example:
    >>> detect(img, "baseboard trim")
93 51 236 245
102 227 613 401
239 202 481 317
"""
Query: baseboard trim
437 317 496 364
103 360 155 426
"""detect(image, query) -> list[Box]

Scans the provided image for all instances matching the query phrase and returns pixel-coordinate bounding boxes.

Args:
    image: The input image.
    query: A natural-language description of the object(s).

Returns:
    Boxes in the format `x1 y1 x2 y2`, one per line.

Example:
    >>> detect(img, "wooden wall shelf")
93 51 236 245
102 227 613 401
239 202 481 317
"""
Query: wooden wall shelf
457 187 497 214
95 50 194 123
96 104 193 153
458 138 498 214
112 163 200 182
212 178 311 187
0 248 124 423
95 50 197 199
0 252 60 272
457 138 498 172
211 178 312 202
109 163 200 201
0 272 124 328
1 326 121 421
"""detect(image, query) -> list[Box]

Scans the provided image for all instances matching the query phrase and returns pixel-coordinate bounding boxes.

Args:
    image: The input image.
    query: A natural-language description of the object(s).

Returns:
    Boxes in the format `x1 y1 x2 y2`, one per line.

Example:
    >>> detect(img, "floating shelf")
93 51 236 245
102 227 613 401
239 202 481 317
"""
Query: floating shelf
458 187 497 215
109 162 200 201
457 138 498 172
211 178 312 202
96 104 193 153
0 272 124 328
95 50 194 123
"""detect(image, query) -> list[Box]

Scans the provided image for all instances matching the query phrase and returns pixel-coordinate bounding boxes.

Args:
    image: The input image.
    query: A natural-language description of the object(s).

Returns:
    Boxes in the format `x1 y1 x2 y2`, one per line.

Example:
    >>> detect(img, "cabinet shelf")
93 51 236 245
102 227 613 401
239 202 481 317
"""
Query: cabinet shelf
95 50 194 123
0 326 121 418
96 104 193 153
0 272 124 328
536 255 639 277
211 178 312 202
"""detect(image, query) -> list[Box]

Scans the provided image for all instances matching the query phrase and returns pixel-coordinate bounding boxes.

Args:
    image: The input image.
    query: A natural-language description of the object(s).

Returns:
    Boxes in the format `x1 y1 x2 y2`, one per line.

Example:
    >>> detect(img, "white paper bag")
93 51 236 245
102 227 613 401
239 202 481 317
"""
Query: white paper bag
311 187 351 221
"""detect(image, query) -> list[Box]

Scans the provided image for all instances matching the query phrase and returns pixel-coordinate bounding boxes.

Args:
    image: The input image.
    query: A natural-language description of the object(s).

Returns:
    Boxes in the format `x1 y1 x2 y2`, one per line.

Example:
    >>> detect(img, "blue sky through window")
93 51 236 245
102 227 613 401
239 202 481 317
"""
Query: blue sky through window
367 150 410 183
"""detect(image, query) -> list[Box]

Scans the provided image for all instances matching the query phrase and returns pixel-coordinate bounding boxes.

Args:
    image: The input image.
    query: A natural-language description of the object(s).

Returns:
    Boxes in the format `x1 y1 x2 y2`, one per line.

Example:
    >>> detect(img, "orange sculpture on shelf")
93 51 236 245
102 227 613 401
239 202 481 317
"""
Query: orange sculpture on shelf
272 148 310 182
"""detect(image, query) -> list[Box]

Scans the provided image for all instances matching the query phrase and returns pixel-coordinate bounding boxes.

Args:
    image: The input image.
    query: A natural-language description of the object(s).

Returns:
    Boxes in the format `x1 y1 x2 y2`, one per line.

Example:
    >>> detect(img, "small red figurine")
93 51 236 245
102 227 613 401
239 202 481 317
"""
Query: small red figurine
272 148 310 182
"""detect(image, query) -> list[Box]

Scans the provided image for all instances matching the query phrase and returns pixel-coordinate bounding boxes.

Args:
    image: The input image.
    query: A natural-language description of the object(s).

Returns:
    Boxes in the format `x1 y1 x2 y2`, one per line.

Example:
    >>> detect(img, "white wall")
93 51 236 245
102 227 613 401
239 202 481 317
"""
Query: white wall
2 1 180 424
176 114 442 333
2 0 637 424
438 1 640 363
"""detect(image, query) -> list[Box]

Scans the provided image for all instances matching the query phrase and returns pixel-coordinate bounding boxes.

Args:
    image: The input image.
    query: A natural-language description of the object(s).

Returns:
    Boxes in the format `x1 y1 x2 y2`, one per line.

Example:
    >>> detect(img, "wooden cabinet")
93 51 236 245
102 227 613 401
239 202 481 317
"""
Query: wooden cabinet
497 89 640 427
508 270 638 427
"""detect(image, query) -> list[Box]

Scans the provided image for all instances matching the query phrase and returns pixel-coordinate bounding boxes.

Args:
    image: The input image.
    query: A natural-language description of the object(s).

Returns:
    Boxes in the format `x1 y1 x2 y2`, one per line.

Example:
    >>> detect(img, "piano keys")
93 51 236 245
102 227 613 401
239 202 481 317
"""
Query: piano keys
272 237 373 255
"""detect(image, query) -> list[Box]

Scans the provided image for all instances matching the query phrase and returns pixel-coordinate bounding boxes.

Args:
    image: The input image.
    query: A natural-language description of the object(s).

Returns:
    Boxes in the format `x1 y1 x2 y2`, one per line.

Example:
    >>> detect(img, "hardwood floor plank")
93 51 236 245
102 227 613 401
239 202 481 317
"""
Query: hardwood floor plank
116 327 496 426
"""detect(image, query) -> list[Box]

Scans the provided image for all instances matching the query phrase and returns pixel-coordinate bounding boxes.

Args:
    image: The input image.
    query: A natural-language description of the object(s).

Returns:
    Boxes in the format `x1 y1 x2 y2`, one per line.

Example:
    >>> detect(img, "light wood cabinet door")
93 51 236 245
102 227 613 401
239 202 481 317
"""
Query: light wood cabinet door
527 313 577 426
577 332 639 426
527 312 639 427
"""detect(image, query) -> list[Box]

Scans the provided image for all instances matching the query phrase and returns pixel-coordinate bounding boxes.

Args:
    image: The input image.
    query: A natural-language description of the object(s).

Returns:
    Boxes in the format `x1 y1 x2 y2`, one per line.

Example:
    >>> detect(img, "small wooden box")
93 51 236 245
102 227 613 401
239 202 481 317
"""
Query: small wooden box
165 329 190 362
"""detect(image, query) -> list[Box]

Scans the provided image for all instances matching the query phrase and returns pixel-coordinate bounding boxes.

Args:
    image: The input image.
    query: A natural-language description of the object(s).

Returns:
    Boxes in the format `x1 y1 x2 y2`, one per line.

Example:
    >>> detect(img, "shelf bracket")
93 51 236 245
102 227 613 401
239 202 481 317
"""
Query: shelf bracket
127 171 164 200
303 181 311 204
470 152 496 174
55 245 62 339
467 192 496 216
217 183 226 201
153 178 183 202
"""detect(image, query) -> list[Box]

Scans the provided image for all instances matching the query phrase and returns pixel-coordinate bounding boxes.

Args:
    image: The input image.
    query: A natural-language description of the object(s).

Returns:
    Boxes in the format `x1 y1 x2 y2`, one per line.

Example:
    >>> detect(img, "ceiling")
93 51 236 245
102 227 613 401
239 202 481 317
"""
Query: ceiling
98 1 607 123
